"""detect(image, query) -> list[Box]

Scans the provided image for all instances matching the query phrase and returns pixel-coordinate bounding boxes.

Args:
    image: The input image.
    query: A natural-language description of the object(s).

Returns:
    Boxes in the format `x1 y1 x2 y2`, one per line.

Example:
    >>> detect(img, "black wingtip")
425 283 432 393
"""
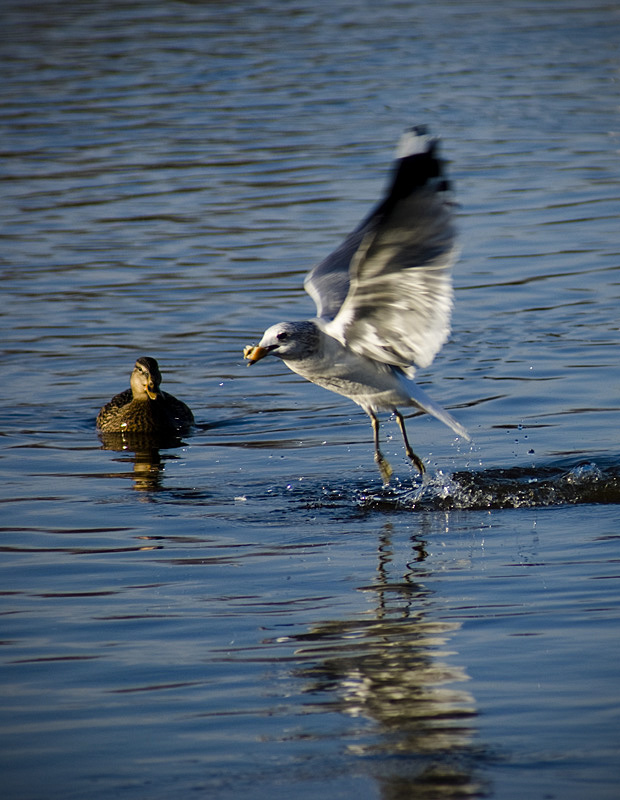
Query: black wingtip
388 126 448 202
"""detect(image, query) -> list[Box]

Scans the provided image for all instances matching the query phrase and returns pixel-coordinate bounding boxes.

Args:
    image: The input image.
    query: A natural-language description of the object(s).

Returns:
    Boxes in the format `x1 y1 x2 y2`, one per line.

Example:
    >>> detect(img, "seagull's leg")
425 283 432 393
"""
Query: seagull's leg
369 411 392 484
394 410 425 475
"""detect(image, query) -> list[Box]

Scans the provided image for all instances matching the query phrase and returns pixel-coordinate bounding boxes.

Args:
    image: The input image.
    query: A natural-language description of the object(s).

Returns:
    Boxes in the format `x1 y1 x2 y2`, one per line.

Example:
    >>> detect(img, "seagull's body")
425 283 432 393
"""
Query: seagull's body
244 126 469 482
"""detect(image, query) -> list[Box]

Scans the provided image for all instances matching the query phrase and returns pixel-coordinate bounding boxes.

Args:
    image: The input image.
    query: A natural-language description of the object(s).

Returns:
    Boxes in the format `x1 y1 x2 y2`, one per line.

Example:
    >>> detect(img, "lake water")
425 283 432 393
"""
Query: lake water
1 1 619 798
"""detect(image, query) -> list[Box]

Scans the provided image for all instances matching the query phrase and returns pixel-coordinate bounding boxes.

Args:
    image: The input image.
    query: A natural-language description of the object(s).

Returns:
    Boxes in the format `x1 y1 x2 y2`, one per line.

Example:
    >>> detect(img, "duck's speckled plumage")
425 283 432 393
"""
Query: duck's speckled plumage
96 356 194 435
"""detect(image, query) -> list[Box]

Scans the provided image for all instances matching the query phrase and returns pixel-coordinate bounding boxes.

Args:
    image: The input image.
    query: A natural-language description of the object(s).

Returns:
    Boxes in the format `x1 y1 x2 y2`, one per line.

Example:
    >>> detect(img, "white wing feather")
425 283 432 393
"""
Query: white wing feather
305 127 457 373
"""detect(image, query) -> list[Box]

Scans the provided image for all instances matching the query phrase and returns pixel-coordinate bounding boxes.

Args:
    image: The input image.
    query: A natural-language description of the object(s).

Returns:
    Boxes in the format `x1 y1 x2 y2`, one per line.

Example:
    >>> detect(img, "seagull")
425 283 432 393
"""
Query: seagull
244 126 469 483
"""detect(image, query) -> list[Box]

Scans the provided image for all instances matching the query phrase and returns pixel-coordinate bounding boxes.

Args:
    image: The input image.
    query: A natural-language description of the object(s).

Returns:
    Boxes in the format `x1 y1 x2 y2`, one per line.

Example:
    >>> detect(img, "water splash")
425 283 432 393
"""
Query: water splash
357 457 620 511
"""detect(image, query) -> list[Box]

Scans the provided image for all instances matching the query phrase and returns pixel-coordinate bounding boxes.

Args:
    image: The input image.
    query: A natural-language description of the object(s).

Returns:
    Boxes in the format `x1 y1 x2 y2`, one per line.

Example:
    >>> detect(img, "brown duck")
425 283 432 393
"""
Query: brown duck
96 356 194 435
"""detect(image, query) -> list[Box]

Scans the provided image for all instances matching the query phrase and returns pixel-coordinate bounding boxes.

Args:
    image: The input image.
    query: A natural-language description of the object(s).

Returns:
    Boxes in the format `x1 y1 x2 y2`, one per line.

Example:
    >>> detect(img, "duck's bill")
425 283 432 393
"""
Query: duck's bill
146 385 159 400
243 344 269 365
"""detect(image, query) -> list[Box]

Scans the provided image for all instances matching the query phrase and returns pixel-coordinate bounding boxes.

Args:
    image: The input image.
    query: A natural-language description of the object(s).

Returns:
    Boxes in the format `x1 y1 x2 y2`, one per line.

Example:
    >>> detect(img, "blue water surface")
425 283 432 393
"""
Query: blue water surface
1 2 619 798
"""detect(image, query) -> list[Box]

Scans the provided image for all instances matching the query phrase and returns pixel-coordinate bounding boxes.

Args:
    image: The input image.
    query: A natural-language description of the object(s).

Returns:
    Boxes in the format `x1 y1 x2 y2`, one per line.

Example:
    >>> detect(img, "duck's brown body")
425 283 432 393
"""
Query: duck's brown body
96 357 194 435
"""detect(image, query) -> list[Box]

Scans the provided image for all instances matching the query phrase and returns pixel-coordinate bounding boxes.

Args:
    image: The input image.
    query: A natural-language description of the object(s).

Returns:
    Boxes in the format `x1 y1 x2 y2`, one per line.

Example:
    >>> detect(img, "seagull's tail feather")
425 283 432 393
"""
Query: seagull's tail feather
403 378 470 441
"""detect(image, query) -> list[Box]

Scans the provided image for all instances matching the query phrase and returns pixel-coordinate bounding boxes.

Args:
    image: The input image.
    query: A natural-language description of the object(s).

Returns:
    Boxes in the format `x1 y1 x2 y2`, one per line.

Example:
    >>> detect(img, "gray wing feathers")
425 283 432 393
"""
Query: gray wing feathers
304 226 362 320
325 186 457 370
304 128 457 372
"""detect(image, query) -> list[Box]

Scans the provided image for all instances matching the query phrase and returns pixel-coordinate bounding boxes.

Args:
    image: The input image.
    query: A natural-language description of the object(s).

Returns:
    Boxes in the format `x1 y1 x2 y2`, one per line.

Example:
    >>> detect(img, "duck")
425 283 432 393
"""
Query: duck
96 356 194 435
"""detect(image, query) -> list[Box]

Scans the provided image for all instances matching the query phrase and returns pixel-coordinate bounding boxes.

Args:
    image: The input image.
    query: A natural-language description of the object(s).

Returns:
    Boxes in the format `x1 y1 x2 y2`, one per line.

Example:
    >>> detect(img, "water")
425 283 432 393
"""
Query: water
1 1 620 798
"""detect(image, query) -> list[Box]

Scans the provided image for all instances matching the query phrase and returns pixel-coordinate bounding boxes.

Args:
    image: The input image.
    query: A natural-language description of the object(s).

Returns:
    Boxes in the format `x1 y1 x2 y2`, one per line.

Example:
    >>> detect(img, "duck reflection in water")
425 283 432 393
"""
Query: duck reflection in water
97 356 194 492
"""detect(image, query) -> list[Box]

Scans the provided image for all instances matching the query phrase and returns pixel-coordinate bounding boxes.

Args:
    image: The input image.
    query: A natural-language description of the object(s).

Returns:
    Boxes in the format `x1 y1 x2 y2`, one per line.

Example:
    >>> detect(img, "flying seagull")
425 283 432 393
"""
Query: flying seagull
244 126 469 482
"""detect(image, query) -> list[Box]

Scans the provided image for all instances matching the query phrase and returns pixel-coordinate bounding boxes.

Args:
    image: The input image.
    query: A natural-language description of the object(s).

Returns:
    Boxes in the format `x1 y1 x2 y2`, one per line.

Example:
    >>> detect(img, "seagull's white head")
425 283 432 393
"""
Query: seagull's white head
244 321 320 364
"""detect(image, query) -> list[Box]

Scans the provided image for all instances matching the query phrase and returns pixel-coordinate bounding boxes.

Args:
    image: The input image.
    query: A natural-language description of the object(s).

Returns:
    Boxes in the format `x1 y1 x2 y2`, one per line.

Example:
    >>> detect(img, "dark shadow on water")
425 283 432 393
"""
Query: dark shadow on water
374 456 620 511
298 456 620 513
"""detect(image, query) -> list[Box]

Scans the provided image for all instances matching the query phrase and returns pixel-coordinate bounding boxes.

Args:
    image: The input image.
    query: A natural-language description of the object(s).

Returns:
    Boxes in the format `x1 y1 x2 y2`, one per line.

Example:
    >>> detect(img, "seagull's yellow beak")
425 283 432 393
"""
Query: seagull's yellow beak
243 344 270 365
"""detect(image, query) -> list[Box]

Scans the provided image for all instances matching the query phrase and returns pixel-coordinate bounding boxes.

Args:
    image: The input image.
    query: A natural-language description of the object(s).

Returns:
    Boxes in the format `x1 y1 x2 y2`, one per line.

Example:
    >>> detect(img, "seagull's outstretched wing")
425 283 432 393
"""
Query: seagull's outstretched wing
304 126 457 373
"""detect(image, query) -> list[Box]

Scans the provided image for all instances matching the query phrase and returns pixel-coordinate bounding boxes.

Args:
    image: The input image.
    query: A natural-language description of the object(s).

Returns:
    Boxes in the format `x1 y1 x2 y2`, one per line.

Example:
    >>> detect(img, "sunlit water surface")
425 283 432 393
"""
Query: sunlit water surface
1 2 619 799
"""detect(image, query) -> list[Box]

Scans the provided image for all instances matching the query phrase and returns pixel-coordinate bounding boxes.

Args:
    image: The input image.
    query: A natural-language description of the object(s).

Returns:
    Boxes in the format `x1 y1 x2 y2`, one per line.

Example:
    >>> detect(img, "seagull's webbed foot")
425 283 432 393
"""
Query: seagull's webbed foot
369 412 393 484
374 450 393 484
395 410 425 476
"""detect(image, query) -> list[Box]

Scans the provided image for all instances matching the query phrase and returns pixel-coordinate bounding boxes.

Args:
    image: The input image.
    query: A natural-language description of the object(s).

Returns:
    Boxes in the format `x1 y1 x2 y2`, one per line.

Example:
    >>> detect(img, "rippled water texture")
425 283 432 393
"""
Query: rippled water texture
1 1 620 799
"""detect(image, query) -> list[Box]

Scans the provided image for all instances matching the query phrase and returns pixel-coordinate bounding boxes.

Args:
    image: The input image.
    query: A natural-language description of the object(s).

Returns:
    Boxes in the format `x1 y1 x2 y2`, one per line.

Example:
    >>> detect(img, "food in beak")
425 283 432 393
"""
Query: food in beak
243 344 269 364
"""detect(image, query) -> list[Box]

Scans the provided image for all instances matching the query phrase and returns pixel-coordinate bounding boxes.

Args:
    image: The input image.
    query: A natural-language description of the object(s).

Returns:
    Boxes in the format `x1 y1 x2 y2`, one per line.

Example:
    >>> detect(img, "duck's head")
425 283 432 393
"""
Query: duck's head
130 356 162 400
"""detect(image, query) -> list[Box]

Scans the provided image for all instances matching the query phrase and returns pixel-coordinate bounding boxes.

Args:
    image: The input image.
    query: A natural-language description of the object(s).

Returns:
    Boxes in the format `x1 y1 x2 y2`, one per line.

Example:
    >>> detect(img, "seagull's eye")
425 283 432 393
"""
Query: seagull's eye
276 331 289 342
